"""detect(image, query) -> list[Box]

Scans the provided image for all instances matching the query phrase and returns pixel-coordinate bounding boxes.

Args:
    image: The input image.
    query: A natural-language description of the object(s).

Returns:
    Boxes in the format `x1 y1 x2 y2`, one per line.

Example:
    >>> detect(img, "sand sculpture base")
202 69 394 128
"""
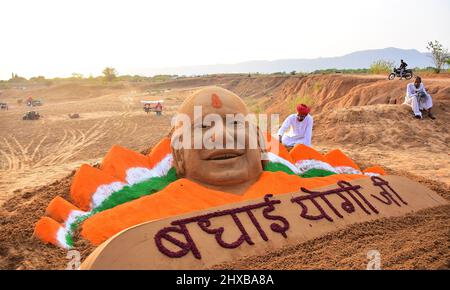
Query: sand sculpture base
81 175 447 269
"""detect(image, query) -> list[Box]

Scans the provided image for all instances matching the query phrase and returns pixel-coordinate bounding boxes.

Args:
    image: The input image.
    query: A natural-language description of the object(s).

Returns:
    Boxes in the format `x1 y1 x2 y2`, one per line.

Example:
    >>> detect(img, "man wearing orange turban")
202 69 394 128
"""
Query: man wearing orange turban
278 104 313 149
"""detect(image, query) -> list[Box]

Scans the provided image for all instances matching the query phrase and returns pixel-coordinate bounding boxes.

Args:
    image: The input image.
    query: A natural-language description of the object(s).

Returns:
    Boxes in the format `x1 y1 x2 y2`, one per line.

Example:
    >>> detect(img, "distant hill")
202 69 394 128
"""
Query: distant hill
137 47 434 76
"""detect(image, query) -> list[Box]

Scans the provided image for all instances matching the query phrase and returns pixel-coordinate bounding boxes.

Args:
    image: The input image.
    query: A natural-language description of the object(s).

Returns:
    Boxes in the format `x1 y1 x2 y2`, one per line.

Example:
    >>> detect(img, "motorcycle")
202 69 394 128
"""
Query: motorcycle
388 68 413 80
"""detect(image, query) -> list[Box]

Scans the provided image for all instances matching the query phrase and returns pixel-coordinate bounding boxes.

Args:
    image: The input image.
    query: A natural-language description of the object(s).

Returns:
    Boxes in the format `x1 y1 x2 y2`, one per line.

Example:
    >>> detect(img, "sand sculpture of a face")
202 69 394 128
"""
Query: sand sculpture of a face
171 87 264 194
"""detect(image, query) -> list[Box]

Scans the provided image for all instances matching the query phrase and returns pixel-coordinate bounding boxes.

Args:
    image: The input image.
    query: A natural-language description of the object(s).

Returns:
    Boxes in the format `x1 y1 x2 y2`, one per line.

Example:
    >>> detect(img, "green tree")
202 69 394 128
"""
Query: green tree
9 73 27 82
102 67 117 81
30 76 46 82
369 59 394 74
71 72 84 79
426 40 449 73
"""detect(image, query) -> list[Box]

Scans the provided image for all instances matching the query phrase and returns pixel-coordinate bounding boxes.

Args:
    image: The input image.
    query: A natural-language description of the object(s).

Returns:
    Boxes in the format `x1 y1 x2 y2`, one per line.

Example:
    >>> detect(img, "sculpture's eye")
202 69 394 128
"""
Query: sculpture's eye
234 121 245 129
226 120 245 129
193 122 212 129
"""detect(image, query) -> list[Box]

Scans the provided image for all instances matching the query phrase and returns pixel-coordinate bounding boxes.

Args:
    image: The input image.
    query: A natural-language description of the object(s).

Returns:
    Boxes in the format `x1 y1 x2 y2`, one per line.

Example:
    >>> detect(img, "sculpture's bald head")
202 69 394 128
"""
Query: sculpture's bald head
175 86 249 123
171 87 264 194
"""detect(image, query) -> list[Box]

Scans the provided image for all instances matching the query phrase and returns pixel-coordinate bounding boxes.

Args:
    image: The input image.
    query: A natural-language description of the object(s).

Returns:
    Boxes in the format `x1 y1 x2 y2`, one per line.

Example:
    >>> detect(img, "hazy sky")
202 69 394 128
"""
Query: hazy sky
0 0 449 79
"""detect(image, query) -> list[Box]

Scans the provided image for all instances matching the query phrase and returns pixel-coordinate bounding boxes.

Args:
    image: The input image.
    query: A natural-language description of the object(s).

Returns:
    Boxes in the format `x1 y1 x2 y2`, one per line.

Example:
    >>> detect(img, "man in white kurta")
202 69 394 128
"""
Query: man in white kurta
278 104 313 148
403 76 435 119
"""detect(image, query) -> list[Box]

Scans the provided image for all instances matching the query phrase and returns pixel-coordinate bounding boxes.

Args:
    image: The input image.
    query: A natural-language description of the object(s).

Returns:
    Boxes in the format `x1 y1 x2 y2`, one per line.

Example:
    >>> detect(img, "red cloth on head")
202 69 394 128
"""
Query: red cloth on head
296 104 310 115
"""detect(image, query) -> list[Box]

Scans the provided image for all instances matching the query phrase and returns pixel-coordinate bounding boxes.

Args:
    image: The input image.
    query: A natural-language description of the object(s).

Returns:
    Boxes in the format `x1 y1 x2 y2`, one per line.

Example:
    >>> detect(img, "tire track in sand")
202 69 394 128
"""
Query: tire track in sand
0 119 112 203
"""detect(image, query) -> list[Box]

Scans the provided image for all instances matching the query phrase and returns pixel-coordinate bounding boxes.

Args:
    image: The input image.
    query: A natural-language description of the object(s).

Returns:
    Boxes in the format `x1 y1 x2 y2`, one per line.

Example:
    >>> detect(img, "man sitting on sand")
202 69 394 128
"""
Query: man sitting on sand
278 104 313 149
404 76 435 120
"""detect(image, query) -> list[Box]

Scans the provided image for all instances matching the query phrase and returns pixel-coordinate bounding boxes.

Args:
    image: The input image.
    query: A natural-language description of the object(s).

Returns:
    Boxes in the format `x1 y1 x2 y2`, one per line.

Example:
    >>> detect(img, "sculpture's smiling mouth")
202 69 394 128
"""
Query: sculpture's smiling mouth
208 153 240 160
204 150 245 161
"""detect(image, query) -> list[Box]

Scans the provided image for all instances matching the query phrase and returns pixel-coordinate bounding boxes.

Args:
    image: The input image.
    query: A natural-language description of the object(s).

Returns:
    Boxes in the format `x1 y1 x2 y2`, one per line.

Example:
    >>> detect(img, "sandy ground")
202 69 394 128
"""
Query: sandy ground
0 74 448 269
313 104 450 186
0 83 191 203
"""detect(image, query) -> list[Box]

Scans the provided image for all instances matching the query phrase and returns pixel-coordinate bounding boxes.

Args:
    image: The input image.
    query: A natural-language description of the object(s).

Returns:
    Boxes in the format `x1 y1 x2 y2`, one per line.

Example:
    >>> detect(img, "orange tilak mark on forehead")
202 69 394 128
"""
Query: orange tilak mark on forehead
211 93 222 108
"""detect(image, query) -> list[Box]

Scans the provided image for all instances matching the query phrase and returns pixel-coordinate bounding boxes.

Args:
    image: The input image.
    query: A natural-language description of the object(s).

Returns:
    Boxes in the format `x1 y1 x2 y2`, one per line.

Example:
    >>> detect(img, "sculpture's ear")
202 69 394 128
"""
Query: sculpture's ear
172 147 185 177
256 125 269 168
169 128 186 177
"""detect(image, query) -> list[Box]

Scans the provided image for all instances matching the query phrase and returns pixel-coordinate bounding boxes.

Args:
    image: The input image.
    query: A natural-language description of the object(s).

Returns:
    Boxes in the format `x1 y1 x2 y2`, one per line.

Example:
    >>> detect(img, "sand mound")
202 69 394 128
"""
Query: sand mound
154 74 450 120
0 82 129 103
260 75 450 117
311 103 450 186
0 174 74 269
314 104 449 150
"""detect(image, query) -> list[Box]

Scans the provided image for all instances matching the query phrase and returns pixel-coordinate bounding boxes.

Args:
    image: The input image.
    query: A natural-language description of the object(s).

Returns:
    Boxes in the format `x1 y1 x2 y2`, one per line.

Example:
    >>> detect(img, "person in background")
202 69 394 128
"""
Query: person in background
404 76 435 120
278 104 313 150
155 102 163 116
399 59 408 80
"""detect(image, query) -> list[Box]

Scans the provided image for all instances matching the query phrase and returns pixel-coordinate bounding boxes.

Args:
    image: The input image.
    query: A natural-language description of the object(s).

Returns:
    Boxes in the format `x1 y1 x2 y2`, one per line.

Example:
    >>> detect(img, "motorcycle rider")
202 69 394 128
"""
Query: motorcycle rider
399 59 408 80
